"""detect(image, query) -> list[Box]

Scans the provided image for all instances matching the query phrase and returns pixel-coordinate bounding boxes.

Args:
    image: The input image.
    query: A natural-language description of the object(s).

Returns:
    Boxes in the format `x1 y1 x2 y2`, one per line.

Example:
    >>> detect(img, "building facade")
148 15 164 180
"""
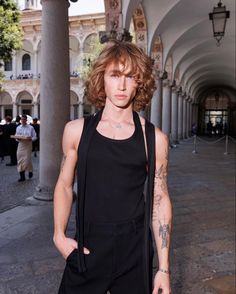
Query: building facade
0 3 105 120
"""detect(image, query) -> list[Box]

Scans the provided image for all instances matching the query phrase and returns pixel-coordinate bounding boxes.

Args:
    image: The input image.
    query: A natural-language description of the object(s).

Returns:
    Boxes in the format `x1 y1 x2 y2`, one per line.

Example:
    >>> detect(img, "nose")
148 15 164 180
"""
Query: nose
118 76 126 91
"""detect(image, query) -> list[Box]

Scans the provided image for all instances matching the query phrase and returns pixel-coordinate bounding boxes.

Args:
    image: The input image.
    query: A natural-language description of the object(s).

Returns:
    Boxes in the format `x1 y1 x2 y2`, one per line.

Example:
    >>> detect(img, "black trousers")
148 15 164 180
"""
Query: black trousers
58 215 153 294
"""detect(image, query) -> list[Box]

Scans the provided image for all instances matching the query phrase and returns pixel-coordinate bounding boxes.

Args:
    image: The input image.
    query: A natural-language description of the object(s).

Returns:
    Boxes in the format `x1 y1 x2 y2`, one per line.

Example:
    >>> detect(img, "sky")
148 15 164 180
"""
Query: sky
17 0 105 15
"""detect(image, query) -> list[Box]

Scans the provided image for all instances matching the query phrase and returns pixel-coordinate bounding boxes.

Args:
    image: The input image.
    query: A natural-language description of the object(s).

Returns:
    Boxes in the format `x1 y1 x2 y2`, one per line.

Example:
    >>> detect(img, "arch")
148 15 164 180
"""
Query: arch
83 33 98 54
16 91 33 104
22 53 31 70
0 91 13 105
69 35 80 73
70 90 79 105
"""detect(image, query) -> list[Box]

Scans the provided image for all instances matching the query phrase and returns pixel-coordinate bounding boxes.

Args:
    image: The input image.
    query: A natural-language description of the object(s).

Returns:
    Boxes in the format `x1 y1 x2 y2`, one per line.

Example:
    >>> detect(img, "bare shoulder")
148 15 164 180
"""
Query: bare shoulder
63 118 84 151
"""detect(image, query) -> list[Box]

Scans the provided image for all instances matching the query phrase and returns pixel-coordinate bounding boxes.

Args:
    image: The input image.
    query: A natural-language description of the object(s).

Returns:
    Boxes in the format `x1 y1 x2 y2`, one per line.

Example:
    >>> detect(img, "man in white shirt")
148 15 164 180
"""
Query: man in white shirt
15 114 37 182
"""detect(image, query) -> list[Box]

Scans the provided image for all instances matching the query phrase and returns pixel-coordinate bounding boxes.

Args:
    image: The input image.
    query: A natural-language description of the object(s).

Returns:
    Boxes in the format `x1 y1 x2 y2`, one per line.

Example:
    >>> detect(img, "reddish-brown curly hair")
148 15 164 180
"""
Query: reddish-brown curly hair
85 41 156 111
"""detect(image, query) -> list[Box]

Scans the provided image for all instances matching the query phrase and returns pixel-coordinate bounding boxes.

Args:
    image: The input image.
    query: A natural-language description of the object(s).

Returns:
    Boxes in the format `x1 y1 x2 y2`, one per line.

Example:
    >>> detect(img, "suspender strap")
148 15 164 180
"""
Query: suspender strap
76 109 103 273
144 120 156 294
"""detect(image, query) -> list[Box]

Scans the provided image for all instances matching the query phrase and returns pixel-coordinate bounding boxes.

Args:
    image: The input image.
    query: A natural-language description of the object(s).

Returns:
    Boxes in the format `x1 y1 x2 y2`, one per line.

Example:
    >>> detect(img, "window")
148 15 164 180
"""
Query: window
4 59 13 71
22 54 31 70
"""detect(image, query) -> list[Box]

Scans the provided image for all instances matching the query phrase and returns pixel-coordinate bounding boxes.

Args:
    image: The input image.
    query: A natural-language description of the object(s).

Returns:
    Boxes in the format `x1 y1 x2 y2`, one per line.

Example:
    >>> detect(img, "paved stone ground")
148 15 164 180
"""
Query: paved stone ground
0 137 235 294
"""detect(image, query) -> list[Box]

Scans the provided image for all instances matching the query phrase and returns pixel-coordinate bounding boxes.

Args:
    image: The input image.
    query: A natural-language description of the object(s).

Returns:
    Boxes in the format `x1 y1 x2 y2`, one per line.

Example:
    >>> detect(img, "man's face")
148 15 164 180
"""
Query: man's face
104 62 138 109
21 117 27 125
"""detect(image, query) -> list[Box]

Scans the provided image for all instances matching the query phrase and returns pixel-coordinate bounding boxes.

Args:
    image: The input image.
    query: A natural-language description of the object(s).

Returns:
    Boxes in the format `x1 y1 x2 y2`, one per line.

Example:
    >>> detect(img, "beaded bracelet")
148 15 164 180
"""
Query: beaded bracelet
159 268 171 275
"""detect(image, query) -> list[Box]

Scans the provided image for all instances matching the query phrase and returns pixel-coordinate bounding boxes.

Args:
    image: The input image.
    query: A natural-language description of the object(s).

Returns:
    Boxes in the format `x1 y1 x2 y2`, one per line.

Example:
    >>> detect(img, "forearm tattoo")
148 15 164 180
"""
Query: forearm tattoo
159 222 170 249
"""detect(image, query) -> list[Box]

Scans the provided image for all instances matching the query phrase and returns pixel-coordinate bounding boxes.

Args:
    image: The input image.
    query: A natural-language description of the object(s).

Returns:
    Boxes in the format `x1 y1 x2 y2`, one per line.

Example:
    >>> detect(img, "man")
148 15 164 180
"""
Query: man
53 41 172 294
4 116 18 166
15 114 37 182
30 118 40 157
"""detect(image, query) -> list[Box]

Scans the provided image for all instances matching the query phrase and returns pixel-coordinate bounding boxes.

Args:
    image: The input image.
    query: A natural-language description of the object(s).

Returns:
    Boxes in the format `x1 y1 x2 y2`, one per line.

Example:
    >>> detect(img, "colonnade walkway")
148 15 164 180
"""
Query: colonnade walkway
0 136 235 293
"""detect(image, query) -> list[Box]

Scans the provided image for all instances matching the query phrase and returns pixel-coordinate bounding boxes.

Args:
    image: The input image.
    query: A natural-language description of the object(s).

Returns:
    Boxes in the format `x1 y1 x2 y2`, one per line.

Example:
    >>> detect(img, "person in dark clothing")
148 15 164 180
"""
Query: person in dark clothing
0 121 5 162
4 116 18 166
53 41 172 294
31 118 40 157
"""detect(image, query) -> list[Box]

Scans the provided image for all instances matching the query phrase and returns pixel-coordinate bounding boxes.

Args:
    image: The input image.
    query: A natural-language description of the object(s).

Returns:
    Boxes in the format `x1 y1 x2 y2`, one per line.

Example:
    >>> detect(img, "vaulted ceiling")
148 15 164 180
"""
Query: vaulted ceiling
122 0 235 103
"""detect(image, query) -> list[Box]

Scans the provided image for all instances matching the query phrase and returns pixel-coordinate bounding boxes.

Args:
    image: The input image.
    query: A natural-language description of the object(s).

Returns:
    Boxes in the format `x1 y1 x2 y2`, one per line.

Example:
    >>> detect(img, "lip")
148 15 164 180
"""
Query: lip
115 95 127 99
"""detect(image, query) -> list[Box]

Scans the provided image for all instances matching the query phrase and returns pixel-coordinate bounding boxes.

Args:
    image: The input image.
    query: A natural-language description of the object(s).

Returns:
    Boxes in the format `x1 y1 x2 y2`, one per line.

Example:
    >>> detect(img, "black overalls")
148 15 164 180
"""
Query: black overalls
58 110 156 294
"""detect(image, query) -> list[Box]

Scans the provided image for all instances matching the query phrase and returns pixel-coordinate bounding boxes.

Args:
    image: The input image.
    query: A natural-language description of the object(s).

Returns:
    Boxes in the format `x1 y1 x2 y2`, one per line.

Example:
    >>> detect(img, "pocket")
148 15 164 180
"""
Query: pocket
66 248 77 262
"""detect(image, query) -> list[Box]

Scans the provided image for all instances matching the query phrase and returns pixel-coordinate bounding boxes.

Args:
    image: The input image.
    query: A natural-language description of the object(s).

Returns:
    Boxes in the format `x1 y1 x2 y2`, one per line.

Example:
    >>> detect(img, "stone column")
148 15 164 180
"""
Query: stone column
33 102 39 118
150 76 162 128
34 0 70 201
1 106 4 119
186 97 190 137
162 80 172 136
171 88 179 144
178 92 183 140
13 102 18 118
78 102 84 118
33 51 38 78
70 105 74 120
18 105 22 115
189 99 193 136
182 94 187 139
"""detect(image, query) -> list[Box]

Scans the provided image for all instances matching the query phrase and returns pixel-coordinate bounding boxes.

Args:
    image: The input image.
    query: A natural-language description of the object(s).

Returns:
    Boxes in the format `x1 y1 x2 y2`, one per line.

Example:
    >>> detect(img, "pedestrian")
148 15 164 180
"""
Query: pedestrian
31 117 40 157
14 114 37 182
0 120 5 162
4 116 18 166
53 41 172 294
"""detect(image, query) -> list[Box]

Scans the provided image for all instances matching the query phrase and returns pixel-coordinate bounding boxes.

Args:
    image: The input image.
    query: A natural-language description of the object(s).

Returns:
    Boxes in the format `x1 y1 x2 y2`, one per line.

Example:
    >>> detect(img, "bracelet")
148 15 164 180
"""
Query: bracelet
159 268 171 275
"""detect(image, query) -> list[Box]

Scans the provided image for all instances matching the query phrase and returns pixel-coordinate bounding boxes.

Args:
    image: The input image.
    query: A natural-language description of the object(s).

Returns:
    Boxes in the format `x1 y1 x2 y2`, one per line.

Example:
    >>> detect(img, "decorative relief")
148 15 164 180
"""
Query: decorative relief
135 8 143 17
110 0 119 10
137 33 145 42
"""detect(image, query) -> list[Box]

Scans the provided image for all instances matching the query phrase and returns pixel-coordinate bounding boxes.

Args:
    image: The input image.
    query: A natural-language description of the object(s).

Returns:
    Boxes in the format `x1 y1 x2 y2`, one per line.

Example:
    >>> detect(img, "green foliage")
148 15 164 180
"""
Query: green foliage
0 0 23 61
77 35 104 81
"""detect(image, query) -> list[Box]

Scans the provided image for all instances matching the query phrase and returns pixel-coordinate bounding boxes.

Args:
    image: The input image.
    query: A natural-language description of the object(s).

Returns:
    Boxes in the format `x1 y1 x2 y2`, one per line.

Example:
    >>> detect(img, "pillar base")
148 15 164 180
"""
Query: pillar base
33 184 53 201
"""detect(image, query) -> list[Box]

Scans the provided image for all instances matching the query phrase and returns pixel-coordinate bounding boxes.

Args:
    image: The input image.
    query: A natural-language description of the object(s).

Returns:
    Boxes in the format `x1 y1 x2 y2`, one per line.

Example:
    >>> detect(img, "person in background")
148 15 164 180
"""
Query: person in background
15 114 37 182
31 118 40 157
4 116 18 166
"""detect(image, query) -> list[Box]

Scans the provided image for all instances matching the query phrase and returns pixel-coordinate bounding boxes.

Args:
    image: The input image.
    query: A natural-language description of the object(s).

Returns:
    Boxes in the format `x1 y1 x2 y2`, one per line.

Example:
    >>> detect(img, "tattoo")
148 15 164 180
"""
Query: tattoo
61 154 66 171
152 194 162 220
155 164 168 194
159 222 170 249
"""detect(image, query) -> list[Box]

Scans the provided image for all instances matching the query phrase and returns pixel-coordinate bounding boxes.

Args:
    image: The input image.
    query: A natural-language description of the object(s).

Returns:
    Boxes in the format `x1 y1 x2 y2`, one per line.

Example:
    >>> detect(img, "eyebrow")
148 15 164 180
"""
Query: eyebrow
108 69 134 76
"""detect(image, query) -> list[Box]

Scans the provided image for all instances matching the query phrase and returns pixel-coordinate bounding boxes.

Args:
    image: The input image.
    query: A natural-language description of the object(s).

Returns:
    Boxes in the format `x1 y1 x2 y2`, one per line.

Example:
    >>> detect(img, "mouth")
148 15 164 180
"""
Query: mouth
115 95 128 99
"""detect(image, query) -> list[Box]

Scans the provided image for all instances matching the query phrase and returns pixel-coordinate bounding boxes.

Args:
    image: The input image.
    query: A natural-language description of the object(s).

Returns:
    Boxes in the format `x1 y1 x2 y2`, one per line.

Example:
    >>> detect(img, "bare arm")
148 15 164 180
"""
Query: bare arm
53 119 89 259
152 129 172 294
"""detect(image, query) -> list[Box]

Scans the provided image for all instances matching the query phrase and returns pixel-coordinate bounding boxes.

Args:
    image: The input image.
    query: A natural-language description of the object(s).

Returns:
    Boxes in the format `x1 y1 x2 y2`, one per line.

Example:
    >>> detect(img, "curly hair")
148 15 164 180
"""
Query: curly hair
85 41 156 112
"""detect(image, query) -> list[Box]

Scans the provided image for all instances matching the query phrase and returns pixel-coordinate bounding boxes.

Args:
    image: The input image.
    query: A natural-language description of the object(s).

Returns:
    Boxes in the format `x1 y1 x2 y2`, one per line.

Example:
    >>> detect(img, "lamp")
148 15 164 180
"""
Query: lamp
209 0 230 46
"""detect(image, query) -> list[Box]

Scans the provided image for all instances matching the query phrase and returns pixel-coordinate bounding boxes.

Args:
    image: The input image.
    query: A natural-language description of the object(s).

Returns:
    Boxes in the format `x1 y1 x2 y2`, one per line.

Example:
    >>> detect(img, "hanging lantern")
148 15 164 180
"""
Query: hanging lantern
209 0 230 46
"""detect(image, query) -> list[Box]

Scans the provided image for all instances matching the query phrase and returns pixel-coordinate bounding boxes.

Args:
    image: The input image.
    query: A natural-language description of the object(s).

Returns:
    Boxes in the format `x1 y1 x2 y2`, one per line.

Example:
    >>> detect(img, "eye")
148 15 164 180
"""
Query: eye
110 73 119 78
127 75 135 80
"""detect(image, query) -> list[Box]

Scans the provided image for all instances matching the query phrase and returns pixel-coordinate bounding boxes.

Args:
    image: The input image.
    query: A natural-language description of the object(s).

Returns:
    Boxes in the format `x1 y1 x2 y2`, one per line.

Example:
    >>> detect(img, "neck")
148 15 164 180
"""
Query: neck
102 100 133 123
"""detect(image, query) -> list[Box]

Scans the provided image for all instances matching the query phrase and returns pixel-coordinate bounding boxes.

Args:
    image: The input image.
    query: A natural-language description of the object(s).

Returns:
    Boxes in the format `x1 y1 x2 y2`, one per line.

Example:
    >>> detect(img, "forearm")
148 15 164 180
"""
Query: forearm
152 196 172 269
53 181 73 239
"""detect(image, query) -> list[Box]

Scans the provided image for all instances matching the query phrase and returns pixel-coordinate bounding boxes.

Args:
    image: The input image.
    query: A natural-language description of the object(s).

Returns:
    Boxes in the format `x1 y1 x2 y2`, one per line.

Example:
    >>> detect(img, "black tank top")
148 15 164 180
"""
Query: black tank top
84 111 147 223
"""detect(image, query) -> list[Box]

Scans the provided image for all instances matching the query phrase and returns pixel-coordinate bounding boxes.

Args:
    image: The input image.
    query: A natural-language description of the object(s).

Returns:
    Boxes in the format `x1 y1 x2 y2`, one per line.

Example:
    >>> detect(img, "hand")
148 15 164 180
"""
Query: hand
152 271 171 294
53 235 90 259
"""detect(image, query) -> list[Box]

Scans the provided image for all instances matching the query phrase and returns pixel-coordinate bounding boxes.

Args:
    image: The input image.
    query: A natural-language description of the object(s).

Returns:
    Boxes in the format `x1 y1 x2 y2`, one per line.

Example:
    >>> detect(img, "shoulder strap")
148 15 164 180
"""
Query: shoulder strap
76 110 103 273
143 119 156 294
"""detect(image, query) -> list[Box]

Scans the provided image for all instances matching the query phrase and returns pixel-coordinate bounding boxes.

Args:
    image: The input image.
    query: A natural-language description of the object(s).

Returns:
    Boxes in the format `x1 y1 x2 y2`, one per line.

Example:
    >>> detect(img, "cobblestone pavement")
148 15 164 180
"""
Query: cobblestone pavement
0 137 235 294
0 155 39 213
